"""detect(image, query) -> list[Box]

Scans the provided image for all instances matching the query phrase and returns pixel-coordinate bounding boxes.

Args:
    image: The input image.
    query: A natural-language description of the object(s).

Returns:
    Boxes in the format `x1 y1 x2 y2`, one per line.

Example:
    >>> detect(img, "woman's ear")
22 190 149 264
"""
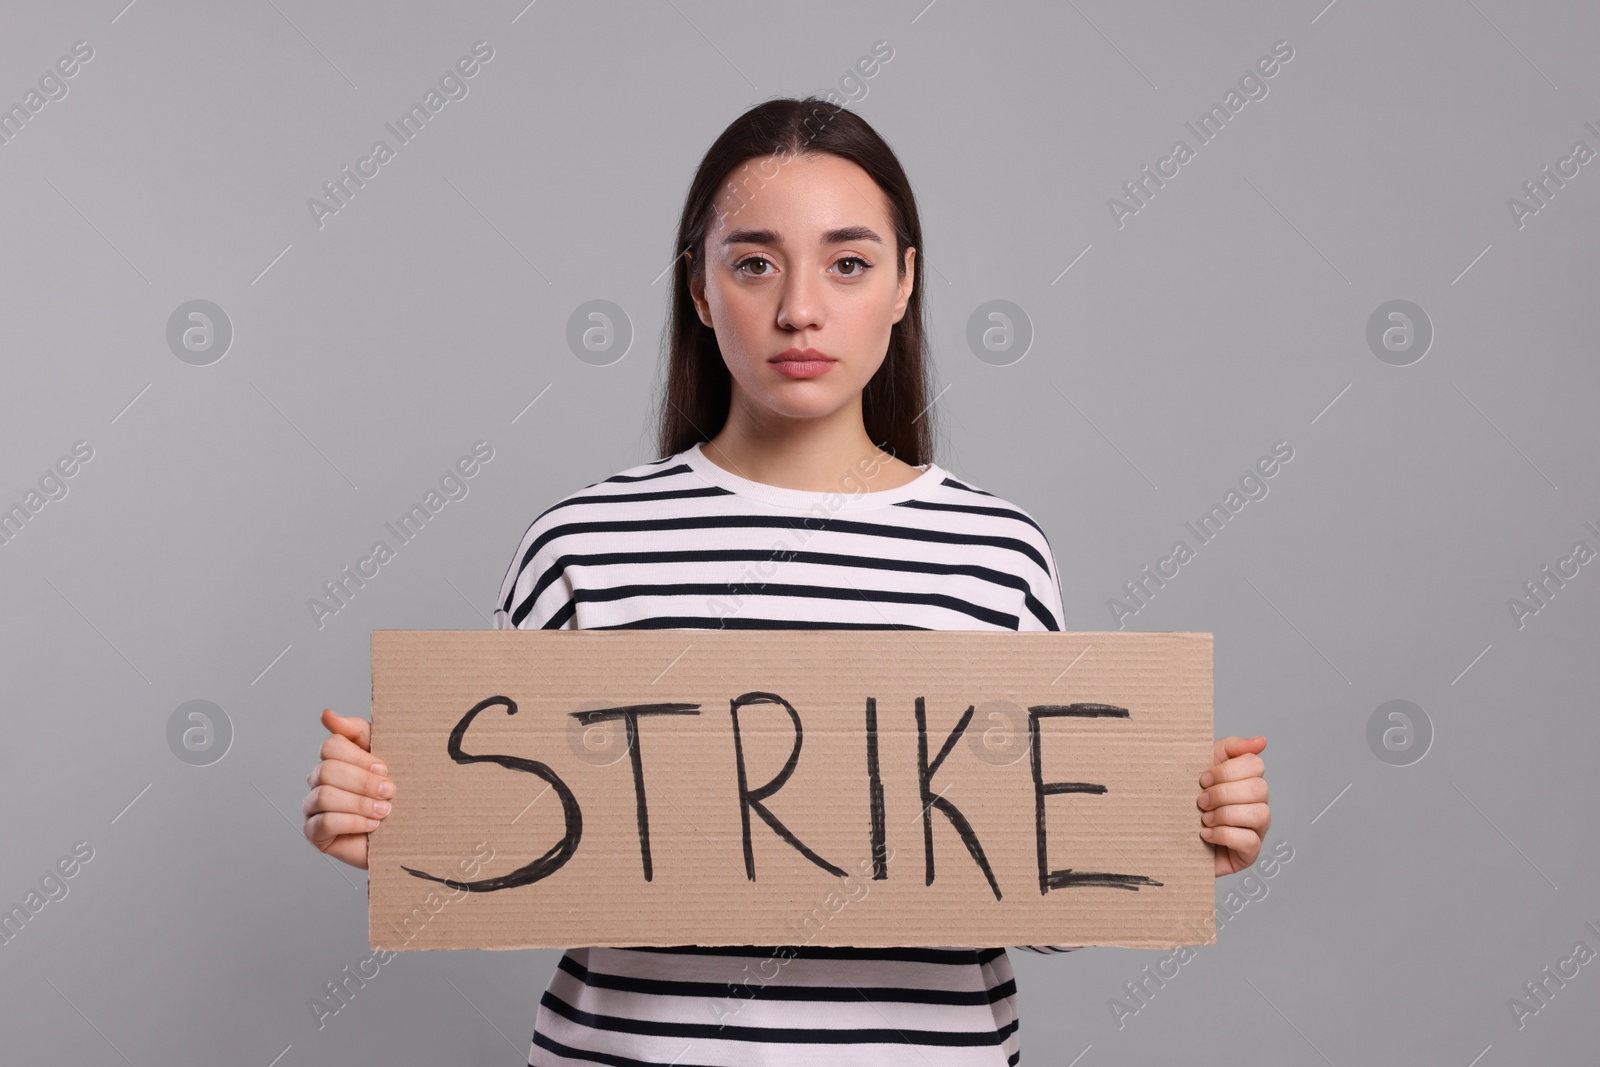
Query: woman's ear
686 250 713 328
891 246 916 324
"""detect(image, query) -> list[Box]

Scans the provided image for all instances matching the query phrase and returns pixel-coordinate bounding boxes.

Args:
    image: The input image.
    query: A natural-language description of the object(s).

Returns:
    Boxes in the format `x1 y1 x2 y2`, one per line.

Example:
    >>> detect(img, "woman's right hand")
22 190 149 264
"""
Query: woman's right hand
302 708 395 870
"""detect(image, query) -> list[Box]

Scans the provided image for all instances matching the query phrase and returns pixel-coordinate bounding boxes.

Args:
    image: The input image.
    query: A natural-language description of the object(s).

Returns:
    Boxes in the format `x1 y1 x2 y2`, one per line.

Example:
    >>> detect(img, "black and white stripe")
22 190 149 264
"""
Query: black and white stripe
494 442 1079 1066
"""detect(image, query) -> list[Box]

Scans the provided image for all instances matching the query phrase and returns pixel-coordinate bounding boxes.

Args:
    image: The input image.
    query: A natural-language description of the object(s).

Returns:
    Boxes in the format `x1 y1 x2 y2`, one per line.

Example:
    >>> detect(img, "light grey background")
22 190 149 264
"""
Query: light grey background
2 1 1597 1064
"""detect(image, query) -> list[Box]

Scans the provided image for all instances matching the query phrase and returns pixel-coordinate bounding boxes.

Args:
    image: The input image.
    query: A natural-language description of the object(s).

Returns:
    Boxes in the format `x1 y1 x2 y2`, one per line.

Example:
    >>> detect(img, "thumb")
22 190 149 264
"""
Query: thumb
1213 734 1265 765
321 708 372 753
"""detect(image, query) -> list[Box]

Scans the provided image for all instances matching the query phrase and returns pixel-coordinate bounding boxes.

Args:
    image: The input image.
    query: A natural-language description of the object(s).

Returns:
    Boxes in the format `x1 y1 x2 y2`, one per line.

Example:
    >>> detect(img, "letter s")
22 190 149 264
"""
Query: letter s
72 40 95 62
72 840 95 863
471 439 494 462
71 440 94 463
872 39 895 63
1271 39 1294 62
400 695 581 891
471 40 494 62
1270 439 1294 463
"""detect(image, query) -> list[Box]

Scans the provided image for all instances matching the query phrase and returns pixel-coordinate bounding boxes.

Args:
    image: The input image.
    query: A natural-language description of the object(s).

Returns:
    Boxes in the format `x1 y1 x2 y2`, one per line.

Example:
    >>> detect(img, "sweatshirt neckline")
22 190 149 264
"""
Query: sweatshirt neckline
682 441 944 510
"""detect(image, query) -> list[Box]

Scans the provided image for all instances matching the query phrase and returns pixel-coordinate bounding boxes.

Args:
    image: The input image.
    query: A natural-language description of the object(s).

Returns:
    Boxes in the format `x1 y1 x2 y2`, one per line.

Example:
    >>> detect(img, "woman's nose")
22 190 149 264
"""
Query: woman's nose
776 269 823 331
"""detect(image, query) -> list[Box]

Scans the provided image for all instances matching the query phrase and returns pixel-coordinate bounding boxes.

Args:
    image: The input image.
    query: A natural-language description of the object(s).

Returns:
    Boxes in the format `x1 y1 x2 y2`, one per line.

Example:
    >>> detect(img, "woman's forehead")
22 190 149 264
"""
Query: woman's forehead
708 154 891 241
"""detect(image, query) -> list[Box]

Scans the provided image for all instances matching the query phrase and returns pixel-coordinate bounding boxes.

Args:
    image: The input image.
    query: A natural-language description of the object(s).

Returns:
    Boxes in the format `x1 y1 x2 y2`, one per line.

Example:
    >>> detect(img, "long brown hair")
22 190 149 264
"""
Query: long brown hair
652 96 935 466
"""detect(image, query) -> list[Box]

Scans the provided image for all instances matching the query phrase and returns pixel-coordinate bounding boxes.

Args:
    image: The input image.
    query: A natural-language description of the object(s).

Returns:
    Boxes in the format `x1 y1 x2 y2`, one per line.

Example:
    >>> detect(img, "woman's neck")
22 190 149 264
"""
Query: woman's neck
701 417 922 494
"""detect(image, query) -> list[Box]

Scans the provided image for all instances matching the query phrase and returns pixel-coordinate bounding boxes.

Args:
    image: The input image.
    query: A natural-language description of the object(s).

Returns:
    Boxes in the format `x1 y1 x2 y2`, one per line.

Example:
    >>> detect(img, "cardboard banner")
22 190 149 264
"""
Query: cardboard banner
368 630 1214 950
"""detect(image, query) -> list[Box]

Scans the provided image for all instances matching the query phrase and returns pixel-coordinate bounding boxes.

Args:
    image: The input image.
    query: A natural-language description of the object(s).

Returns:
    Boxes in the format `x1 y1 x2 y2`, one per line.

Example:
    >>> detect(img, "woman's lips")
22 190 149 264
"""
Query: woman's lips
769 358 835 379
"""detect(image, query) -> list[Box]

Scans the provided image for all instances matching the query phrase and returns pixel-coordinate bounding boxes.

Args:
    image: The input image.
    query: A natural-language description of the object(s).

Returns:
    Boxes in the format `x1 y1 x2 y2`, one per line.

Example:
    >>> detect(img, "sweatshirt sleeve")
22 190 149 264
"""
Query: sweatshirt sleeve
492 506 576 631
1010 506 1066 632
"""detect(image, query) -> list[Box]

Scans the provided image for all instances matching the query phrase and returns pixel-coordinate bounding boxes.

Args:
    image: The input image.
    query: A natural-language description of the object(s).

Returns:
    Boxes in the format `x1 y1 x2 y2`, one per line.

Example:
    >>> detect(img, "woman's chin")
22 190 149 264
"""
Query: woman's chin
770 393 856 420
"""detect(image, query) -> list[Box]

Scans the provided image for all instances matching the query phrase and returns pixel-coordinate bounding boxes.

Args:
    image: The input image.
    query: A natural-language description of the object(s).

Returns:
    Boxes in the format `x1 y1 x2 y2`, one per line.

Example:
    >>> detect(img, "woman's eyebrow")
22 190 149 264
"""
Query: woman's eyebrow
723 225 883 246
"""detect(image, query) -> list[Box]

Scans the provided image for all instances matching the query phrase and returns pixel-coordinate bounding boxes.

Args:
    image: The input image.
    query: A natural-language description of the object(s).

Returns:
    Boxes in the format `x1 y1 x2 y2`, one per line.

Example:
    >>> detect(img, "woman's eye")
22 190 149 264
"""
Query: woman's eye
734 255 871 278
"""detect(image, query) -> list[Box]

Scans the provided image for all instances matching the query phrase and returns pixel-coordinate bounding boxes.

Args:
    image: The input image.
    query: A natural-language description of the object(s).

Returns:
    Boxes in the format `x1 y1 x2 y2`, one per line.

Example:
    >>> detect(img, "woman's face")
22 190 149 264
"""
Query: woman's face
689 152 916 425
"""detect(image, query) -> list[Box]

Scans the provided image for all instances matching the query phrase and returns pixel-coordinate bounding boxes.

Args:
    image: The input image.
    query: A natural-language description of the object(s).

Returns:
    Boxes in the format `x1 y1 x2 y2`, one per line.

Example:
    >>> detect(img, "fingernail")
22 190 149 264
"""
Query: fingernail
1199 771 1214 787
379 780 395 798
371 761 387 775
1200 826 1213 838
375 800 391 816
367 818 380 829
1198 791 1210 808
1202 810 1214 825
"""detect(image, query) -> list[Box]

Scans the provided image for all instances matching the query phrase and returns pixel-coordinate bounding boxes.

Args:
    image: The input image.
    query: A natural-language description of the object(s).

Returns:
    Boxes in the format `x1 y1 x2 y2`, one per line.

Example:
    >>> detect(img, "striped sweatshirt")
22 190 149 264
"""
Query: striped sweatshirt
493 440 1080 1067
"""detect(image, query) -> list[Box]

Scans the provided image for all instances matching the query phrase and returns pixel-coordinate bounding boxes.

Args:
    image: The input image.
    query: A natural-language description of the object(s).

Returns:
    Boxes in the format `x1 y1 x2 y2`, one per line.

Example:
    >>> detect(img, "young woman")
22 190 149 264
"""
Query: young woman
302 96 1271 1066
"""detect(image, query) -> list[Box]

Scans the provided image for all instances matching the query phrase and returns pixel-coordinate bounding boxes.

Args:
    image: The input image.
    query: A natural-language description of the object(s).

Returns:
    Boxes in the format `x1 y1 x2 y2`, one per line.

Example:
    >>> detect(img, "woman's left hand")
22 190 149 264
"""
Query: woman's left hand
1197 735 1270 877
